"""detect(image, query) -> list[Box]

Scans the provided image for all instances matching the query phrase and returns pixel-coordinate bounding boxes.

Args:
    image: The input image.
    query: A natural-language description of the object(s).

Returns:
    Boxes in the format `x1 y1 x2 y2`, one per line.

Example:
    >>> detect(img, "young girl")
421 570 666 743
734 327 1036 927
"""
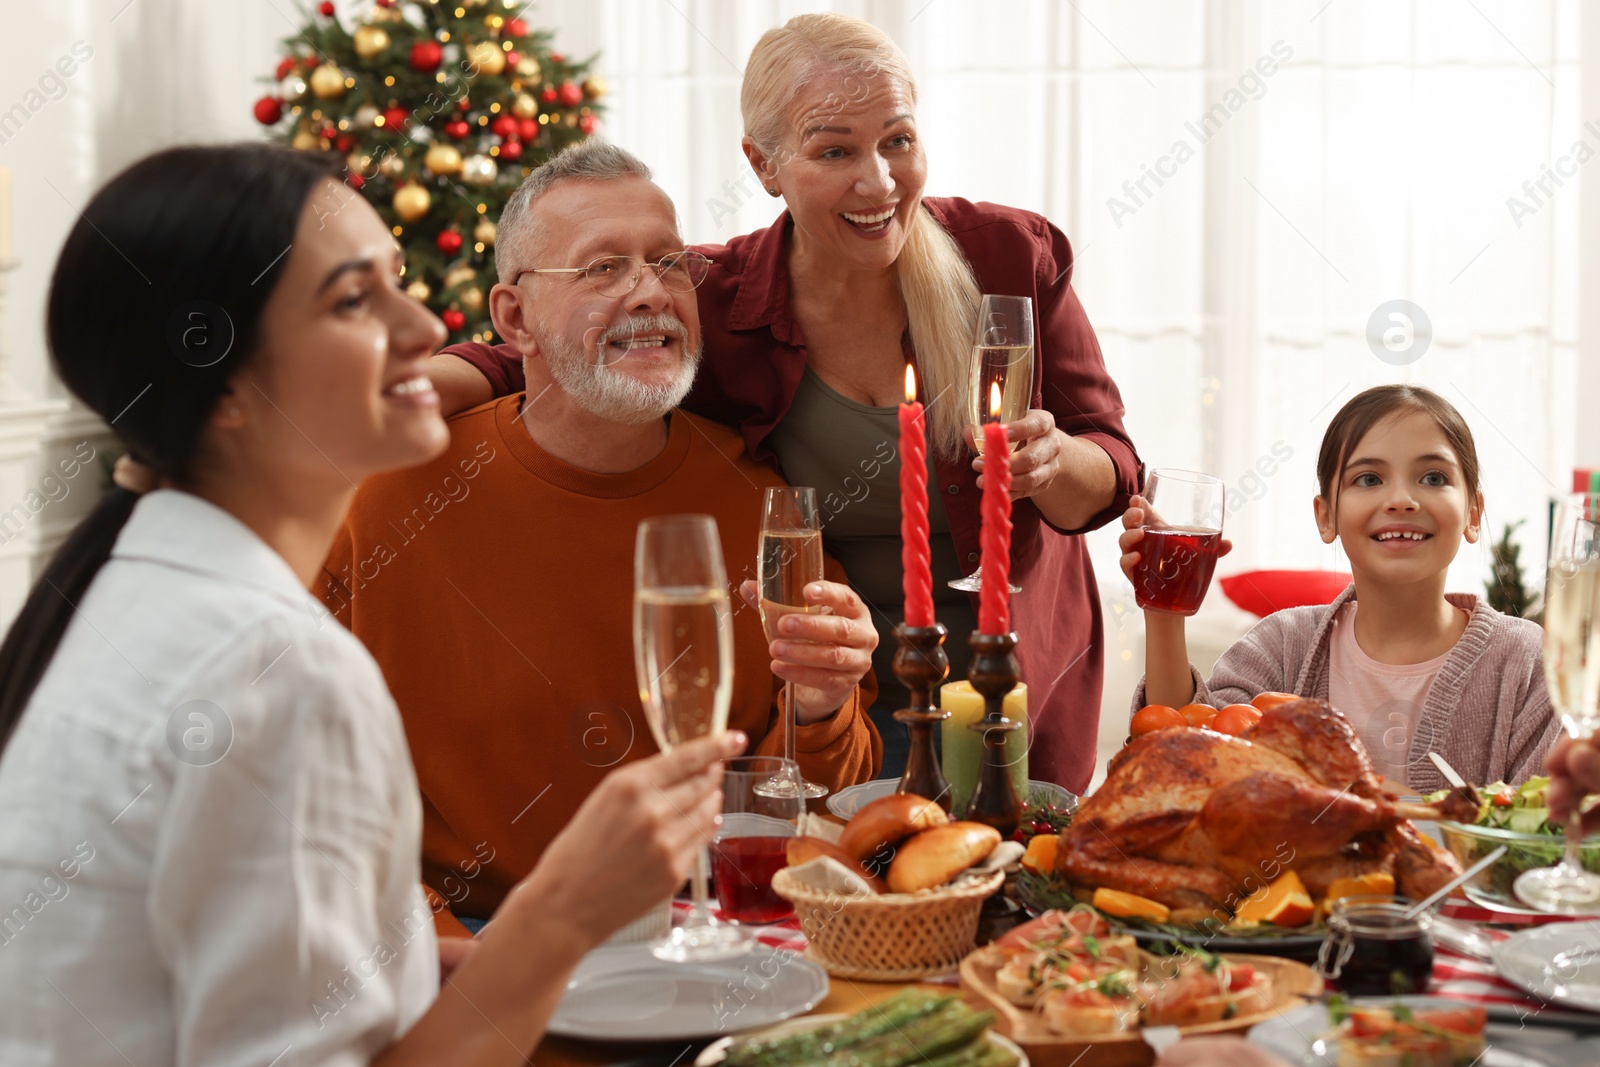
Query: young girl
1123 384 1558 792
0 144 737 1065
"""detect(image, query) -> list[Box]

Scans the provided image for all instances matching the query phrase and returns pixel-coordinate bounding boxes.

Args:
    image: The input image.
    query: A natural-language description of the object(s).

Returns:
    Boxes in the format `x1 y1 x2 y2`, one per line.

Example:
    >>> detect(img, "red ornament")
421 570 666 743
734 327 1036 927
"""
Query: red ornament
334 133 353 153
381 106 411 133
319 125 338 144
505 18 528 37
504 51 521 69
252 96 283 126
540 87 558 104
442 309 466 331
558 81 582 108
579 114 600 135
376 0 395 7
275 57 295 80
499 140 524 162
436 229 463 255
550 52 564 63
347 172 365 190
409 41 443 73
444 119 471 140
490 114 517 139
457 98 471 111
317 0 334 15
516 117 537 142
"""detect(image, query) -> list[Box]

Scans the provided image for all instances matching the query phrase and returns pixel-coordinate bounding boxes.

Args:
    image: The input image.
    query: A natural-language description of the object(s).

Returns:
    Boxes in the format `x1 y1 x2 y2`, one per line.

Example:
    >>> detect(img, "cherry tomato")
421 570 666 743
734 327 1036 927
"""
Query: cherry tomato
1179 703 1216 728
1131 705 1187 736
1213 704 1264 736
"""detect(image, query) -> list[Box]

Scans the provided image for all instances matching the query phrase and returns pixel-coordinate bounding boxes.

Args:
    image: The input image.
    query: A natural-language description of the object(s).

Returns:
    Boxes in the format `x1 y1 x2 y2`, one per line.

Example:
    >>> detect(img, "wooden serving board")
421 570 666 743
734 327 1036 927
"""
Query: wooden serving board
959 948 1321 1067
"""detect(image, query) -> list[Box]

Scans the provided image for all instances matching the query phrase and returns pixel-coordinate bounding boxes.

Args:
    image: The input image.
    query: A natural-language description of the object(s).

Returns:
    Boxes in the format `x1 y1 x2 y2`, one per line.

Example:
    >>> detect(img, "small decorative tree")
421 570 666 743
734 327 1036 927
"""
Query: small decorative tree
1487 520 1541 623
252 0 605 344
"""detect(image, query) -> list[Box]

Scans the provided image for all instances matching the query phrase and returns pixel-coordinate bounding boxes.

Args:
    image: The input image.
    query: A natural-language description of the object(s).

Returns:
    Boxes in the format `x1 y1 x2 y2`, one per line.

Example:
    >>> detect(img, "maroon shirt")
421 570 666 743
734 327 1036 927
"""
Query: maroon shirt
446 196 1142 792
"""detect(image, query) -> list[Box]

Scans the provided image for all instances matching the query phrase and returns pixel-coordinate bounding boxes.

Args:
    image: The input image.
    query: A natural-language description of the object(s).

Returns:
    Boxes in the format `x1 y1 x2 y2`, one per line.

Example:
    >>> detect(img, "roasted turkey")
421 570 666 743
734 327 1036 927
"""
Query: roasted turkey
1058 699 1477 913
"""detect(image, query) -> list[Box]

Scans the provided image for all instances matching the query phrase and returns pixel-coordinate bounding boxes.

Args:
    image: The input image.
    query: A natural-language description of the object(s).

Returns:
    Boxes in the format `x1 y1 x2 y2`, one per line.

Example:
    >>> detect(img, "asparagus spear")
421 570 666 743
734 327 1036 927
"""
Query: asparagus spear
824 1005 996 1067
720 990 952 1067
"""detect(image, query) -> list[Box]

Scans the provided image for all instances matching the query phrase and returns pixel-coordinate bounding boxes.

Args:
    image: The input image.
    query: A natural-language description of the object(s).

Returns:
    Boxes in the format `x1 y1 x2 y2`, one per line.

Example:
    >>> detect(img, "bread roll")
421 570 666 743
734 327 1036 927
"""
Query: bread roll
886 821 1001 893
836 793 949 865
784 836 885 893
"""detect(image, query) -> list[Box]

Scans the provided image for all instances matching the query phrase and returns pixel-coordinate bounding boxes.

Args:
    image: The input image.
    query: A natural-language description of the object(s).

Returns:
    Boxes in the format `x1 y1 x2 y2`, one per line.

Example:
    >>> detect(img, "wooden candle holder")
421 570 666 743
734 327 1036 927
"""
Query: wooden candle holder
964 630 1022 838
892 622 952 812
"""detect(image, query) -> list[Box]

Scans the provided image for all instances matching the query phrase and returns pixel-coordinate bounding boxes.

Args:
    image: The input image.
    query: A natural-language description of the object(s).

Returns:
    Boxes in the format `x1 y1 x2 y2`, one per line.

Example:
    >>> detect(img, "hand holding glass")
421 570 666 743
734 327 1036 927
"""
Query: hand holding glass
756 487 828 799
1129 468 1224 616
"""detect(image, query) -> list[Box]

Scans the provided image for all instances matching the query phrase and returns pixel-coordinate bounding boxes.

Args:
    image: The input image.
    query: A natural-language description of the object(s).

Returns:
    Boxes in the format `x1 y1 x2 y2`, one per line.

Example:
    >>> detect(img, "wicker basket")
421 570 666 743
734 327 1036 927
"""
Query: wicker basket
771 868 1005 981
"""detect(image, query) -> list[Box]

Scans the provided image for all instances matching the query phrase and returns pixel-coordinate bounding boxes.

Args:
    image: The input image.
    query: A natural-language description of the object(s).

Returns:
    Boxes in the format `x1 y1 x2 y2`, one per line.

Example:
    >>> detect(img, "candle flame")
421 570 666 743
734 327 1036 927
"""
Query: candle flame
989 381 1002 419
904 363 917 404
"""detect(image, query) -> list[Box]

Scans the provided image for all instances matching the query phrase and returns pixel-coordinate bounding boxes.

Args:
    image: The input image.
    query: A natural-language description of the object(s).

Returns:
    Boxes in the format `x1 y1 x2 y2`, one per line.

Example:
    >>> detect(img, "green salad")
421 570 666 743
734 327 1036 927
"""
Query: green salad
1426 775 1558 835
1428 775 1600 903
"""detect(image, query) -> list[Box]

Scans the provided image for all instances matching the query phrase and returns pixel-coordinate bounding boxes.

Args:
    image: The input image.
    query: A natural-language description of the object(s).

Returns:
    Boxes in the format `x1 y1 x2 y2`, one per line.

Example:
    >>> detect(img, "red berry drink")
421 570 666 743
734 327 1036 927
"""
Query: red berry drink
1131 526 1221 615
710 836 793 924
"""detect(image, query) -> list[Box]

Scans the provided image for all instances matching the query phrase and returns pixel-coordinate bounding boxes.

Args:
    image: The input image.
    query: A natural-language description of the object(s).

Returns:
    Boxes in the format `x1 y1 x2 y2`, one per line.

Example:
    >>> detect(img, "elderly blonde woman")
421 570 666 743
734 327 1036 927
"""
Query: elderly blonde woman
431 14 1141 792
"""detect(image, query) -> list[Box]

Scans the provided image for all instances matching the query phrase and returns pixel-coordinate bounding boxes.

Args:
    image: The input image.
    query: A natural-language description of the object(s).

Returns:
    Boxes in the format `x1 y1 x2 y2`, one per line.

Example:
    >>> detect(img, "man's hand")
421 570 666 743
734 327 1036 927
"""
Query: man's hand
1547 735 1600 833
740 579 876 724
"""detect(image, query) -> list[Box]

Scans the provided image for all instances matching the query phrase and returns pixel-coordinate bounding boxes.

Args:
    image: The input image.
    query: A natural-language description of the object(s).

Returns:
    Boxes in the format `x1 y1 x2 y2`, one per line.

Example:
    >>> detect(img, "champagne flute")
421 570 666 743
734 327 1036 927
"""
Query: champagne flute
950 294 1032 593
633 514 749 960
1514 492 1600 914
755 487 829 799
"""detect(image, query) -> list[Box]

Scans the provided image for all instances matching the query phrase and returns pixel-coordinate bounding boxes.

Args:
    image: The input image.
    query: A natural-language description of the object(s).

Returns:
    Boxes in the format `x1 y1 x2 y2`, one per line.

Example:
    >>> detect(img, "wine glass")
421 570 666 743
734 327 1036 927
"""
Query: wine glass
633 514 749 960
755 487 828 799
712 757 804 924
950 294 1033 593
1515 492 1600 914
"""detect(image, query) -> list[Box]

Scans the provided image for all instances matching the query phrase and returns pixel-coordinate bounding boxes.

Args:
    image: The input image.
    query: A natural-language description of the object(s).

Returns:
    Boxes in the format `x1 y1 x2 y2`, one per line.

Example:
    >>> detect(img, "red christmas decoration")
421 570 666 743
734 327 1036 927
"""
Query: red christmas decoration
457 98 471 111
444 119 470 140
516 118 537 142
436 229 463 255
442 309 466 331
505 18 529 37
334 133 354 153
550 52 564 62
320 125 338 142
253 96 283 126
381 106 411 133
347 173 366 190
409 41 443 73
504 51 521 69
558 81 582 108
540 87 558 104
317 0 334 15
275 57 295 80
579 114 600 135
491 114 517 139
376 0 395 7
499 140 524 162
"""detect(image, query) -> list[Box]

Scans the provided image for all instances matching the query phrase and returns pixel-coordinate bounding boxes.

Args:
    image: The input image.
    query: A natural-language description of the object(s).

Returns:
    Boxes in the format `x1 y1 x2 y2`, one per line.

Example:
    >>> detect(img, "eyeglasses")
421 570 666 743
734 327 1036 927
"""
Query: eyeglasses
512 251 712 298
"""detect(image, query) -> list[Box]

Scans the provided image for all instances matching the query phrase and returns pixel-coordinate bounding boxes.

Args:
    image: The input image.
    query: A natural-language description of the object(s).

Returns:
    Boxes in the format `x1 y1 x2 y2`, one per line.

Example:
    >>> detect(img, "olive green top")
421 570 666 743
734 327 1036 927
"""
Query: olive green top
766 366 977 710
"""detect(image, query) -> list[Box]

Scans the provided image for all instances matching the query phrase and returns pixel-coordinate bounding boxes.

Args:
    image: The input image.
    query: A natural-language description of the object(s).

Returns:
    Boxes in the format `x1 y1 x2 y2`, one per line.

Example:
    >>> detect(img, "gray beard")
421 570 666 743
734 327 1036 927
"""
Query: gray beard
539 316 701 424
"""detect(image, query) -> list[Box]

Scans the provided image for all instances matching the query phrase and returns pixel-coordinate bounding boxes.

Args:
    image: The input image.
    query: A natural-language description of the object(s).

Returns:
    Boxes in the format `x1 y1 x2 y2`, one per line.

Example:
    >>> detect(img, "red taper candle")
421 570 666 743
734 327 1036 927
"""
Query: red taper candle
898 364 935 627
978 384 1013 634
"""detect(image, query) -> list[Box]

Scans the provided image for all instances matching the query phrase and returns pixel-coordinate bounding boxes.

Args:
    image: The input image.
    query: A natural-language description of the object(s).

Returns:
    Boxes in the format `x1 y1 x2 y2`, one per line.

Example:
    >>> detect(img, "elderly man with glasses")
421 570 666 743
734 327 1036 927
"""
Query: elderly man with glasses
320 141 881 939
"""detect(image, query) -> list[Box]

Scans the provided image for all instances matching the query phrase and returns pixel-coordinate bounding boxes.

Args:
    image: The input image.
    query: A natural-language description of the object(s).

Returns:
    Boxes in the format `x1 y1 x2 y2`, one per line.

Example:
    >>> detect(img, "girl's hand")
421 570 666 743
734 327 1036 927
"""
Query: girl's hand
967 410 1068 501
1119 495 1234 587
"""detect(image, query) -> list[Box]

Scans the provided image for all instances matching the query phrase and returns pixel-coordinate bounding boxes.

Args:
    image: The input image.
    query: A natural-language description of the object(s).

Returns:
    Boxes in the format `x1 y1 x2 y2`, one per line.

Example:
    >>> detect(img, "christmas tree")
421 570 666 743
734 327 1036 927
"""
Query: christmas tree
252 0 605 344
1486 519 1542 623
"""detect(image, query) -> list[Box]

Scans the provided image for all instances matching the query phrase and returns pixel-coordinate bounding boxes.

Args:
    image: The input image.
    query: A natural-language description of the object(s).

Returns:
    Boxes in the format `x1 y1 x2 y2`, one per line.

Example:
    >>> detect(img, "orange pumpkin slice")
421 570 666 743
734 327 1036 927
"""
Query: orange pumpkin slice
1093 886 1171 923
1234 870 1314 927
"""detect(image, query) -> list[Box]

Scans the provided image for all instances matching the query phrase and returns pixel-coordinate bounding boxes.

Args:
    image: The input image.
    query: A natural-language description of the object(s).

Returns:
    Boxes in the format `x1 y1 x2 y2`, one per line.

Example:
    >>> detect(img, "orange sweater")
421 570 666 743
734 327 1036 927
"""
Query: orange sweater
320 397 880 936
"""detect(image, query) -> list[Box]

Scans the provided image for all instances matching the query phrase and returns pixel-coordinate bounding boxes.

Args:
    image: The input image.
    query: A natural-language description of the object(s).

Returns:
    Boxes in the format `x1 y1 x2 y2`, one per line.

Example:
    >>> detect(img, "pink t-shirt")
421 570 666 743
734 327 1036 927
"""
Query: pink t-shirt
1326 601 1460 791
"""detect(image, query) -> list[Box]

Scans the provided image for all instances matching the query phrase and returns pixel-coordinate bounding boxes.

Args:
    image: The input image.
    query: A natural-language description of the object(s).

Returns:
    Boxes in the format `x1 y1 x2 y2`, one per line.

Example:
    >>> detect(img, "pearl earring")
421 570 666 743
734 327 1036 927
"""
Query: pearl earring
766 186 778 196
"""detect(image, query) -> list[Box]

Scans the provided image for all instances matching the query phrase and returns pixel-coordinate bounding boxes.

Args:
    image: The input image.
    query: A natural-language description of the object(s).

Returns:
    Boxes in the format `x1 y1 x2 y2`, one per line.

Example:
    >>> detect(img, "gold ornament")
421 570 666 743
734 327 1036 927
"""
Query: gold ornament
460 154 498 186
309 64 348 99
424 143 463 176
511 92 538 119
369 2 404 21
465 41 506 76
459 286 484 312
379 152 407 178
279 74 308 100
516 58 540 79
292 128 321 151
473 218 496 246
405 280 432 303
444 265 477 290
582 76 607 99
353 25 391 58
392 183 432 222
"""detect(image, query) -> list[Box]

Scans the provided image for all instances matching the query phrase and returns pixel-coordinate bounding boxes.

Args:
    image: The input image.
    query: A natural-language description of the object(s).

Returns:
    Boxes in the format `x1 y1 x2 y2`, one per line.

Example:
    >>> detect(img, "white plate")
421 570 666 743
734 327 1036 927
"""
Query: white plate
1493 920 1600 1013
695 1011 1029 1066
1249 996 1549 1066
825 778 1077 820
547 942 828 1042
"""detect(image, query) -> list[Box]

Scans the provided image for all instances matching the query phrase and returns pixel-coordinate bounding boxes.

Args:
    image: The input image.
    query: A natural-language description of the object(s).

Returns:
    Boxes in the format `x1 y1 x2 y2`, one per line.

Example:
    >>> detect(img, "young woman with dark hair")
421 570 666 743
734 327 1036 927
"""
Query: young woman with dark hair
0 143 737 1065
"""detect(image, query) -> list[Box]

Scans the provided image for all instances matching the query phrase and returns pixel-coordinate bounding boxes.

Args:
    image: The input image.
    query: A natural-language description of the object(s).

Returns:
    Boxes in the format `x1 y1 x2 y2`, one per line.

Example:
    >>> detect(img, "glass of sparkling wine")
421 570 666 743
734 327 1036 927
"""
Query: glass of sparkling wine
950 294 1033 593
633 514 749 961
1515 492 1600 914
756 487 829 799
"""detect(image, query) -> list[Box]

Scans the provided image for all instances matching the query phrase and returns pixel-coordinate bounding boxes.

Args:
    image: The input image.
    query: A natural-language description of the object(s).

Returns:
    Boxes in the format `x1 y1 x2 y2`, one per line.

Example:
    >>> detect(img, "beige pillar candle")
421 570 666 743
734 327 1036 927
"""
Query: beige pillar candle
939 680 1028 819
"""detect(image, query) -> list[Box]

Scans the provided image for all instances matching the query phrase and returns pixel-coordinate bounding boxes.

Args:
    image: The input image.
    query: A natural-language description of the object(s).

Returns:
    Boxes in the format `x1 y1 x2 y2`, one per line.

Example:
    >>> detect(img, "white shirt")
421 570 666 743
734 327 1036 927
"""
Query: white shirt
0 491 436 1066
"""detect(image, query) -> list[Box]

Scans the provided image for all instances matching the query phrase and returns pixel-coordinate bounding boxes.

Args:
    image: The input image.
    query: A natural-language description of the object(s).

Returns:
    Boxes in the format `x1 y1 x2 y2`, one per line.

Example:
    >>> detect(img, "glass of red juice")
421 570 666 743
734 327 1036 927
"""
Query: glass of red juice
711 757 802 924
1130 468 1224 616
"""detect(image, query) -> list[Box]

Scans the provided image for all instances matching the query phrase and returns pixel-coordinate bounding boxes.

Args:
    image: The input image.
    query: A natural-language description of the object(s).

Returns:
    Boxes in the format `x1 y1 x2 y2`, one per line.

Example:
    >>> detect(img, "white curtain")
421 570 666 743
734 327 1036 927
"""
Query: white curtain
539 0 1579 604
